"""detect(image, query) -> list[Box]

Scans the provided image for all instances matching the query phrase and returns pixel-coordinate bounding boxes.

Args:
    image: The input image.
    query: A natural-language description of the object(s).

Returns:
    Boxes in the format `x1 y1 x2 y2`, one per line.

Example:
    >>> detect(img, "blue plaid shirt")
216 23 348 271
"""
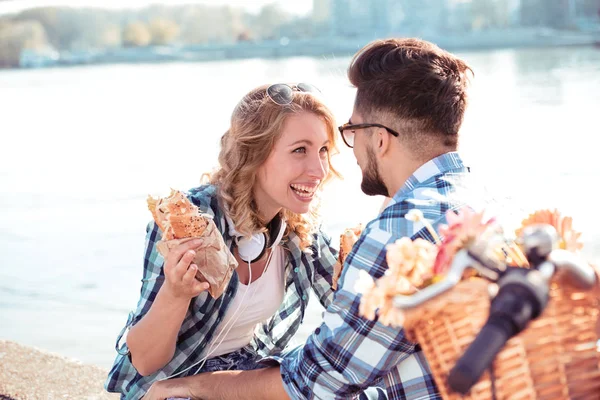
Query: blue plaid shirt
277 152 469 400
105 185 338 400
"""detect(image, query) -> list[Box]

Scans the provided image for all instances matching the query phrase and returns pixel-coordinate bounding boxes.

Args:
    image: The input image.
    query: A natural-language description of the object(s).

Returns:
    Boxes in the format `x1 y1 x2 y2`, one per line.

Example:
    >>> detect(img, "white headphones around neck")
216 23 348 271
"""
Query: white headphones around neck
225 214 286 263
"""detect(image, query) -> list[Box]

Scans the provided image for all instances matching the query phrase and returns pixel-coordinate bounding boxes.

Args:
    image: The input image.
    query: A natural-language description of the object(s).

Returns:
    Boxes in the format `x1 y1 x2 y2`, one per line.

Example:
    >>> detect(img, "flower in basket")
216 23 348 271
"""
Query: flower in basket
432 208 498 275
354 206 600 400
357 237 438 327
355 205 591 328
356 207 499 327
515 208 583 252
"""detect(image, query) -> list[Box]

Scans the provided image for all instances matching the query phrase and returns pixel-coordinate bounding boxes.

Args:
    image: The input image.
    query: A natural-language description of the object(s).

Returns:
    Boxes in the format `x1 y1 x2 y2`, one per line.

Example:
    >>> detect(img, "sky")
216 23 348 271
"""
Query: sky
0 0 313 16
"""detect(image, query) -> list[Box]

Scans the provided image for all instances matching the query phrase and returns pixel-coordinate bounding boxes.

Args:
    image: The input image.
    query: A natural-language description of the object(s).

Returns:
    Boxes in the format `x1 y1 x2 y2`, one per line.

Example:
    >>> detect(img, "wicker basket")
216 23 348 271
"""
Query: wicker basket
404 277 600 400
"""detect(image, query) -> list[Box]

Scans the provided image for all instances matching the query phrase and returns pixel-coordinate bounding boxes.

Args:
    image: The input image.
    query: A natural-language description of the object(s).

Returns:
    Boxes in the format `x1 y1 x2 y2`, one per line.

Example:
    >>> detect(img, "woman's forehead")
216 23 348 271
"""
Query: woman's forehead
277 113 329 144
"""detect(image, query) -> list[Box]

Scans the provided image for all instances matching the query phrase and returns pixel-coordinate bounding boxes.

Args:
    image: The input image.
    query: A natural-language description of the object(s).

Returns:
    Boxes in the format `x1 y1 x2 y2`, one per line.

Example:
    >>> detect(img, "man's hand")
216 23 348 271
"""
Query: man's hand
141 367 289 400
143 378 197 400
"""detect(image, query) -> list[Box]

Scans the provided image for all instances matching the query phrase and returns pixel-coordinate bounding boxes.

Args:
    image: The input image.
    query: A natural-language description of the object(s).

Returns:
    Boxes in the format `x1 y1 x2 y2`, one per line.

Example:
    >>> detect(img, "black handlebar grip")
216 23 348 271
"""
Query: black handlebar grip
447 317 515 394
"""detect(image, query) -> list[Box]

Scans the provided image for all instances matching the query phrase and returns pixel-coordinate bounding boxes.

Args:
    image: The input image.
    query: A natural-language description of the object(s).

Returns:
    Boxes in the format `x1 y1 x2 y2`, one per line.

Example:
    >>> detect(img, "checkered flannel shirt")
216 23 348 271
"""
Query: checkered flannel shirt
105 184 338 399
278 152 469 400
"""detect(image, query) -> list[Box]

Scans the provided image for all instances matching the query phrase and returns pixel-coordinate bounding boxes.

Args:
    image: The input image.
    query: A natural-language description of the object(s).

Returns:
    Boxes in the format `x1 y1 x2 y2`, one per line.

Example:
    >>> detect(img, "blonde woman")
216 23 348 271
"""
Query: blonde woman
105 83 342 400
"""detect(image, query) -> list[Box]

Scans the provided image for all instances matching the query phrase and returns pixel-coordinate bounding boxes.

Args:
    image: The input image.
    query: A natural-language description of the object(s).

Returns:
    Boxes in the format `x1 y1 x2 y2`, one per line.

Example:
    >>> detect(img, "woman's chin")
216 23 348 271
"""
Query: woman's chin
284 190 316 214
285 201 312 215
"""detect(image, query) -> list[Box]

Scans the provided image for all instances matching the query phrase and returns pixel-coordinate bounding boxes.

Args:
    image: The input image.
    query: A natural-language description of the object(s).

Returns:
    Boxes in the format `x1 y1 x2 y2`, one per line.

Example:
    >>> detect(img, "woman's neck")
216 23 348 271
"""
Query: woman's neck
257 206 282 226
253 188 282 225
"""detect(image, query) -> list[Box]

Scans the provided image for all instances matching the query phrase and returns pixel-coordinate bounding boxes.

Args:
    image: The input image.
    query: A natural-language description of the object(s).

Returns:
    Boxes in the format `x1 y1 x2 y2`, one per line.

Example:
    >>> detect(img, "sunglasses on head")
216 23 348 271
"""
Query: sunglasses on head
266 83 321 106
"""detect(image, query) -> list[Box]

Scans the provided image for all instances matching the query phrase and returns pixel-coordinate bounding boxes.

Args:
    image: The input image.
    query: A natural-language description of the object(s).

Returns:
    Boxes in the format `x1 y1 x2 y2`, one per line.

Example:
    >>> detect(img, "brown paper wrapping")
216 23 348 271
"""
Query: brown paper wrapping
332 225 363 290
156 219 238 298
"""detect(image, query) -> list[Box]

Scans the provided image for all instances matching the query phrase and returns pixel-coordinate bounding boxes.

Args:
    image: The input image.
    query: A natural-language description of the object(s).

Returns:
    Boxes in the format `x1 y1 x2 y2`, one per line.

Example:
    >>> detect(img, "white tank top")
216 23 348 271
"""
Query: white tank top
203 246 286 358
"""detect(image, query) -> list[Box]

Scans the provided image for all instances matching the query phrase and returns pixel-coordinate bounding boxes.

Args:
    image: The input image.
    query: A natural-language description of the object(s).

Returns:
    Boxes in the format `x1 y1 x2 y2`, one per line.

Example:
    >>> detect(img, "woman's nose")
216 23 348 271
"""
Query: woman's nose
307 153 327 179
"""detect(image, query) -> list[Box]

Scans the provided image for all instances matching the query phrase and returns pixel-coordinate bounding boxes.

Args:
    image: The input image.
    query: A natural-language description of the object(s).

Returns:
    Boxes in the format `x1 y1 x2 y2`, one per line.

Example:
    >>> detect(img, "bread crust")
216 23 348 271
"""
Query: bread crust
147 189 208 240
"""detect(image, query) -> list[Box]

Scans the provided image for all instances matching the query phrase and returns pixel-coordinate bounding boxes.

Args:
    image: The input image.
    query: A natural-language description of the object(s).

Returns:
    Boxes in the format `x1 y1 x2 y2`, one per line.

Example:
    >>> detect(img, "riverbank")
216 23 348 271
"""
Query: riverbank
0 340 118 400
15 27 600 69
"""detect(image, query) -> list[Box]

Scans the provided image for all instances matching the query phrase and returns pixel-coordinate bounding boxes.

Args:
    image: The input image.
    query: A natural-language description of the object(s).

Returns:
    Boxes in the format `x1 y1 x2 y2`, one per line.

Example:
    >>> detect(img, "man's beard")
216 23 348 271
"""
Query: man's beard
360 145 389 197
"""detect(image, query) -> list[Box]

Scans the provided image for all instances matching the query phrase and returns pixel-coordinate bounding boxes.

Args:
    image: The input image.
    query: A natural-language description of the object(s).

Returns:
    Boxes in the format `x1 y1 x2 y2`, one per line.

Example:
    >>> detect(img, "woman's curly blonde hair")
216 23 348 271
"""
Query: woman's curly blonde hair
207 84 341 250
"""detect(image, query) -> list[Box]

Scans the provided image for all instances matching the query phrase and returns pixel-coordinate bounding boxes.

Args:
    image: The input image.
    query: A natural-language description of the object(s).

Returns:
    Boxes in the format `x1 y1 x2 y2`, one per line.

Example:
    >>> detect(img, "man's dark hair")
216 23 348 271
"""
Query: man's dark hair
348 38 473 149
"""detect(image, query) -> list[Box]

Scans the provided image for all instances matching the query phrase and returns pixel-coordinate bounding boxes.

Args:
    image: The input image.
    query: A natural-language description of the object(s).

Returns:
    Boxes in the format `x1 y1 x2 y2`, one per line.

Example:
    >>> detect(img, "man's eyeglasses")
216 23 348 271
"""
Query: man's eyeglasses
337 122 400 148
266 83 321 106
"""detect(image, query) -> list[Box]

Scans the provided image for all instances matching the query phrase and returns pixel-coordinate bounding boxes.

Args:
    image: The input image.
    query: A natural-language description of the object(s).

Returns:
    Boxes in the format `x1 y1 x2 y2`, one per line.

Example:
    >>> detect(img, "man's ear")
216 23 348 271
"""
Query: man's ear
375 127 391 156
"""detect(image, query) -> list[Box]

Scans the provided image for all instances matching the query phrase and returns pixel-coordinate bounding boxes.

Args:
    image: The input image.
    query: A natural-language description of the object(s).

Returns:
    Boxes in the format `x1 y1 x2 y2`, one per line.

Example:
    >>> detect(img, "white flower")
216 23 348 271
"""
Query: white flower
406 209 424 222
354 270 375 294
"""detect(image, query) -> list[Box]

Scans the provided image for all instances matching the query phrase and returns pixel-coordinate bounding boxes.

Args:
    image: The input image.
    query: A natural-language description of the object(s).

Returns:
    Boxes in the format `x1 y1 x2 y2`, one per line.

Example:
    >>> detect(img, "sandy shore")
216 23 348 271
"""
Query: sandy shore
0 340 119 400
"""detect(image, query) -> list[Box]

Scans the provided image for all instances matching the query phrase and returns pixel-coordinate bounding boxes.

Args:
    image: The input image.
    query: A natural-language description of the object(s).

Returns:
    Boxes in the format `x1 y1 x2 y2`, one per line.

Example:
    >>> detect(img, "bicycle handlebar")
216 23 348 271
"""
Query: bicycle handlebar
447 268 547 393
390 224 597 395
446 224 596 394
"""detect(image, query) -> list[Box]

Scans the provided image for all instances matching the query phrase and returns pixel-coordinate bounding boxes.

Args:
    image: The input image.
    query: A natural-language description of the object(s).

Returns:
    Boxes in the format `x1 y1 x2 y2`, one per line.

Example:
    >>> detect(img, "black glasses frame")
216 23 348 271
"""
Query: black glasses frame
266 83 321 106
337 122 400 148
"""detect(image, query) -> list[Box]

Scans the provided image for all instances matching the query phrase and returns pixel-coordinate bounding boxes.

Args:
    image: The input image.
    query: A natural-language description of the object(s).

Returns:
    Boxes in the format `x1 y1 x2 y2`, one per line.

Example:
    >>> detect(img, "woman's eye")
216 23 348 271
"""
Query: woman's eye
320 146 329 153
293 147 306 154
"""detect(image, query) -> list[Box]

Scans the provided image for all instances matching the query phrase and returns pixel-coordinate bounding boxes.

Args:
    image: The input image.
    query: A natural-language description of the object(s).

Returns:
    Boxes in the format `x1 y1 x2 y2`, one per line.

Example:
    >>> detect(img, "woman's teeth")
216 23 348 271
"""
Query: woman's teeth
290 184 315 198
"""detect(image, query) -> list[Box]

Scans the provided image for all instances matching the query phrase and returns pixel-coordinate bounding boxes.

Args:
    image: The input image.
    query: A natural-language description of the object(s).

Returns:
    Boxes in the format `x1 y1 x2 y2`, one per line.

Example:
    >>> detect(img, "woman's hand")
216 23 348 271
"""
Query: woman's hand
162 239 210 300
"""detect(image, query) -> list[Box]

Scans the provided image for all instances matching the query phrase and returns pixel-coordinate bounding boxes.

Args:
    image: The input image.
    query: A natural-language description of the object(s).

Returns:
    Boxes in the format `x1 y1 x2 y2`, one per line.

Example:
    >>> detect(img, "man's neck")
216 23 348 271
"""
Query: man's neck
383 159 422 197
384 149 454 197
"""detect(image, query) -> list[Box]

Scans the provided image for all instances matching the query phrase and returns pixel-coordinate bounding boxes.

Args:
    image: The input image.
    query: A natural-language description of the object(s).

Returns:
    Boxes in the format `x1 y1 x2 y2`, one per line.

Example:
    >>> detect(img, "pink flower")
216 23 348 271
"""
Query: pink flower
433 208 497 274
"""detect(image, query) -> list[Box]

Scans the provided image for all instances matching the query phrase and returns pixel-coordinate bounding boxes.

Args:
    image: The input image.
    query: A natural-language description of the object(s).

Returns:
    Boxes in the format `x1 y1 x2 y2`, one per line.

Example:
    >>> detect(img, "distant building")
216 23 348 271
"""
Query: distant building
313 0 331 23
330 0 375 38
447 0 473 32
520 0 573 28
370 0 393 37
325 0 409 38
395 0 449 36
508 0 522 26
573 0 600 30
582 0 600 17
327 0 451 38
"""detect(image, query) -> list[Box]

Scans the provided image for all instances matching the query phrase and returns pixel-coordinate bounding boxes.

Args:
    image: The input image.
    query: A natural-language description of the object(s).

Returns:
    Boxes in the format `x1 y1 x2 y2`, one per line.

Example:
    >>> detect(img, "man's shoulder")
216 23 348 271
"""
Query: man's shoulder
367 171 466 241
388 169 466 216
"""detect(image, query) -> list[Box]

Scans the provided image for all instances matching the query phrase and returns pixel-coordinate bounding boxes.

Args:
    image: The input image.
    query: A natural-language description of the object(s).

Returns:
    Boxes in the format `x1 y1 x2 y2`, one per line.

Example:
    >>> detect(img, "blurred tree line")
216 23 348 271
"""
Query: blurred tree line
2 0 598 68
0 2 307 67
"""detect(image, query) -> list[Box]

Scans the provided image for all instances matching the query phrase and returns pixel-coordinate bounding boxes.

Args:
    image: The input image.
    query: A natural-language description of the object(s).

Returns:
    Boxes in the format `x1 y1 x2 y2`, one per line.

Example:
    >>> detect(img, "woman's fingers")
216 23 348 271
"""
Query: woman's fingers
162 239 206 298
192 280 210 295
166 240 203 268
183 264 210 296
174 250 196 278
182 263 198 285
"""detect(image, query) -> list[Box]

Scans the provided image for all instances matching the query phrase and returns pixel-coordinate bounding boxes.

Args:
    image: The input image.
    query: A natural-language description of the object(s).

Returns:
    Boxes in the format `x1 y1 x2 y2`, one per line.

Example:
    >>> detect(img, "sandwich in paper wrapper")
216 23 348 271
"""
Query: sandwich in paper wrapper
332 224 364 290
147 189 238 298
